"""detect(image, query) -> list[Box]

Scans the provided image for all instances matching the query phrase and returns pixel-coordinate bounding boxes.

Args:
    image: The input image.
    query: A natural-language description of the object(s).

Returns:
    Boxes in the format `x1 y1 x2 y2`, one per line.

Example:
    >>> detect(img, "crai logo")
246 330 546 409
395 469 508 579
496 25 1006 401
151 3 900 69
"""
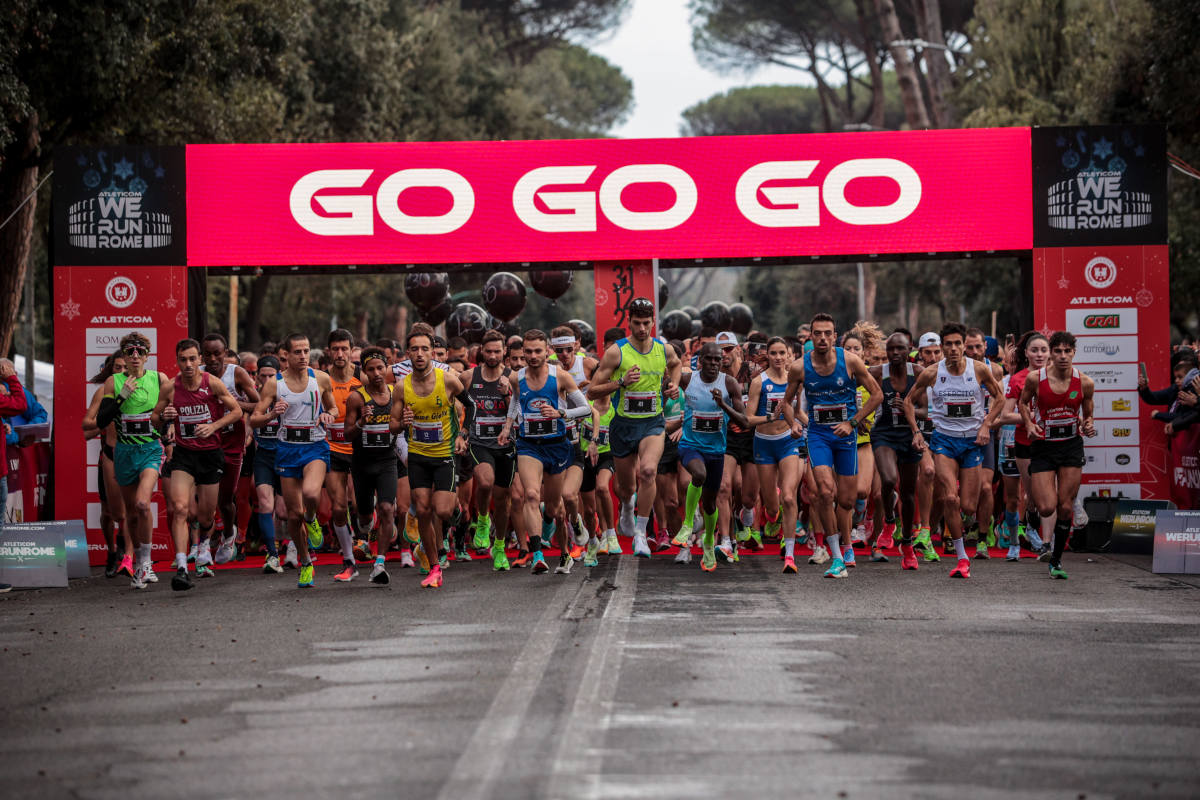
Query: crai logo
1084 313 1120 328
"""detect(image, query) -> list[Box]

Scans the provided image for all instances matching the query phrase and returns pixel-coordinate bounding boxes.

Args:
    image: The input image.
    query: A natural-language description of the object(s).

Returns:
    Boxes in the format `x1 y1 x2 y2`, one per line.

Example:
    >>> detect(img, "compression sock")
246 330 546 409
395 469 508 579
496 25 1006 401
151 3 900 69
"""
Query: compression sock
1052 516 1071 564
530 534 542 553
825 533 841 561
256 512 277 557
953 537 968 560
738 506 755 528
702 508 718 549
684 482 702 528
334 523 354 560
784 538 795 558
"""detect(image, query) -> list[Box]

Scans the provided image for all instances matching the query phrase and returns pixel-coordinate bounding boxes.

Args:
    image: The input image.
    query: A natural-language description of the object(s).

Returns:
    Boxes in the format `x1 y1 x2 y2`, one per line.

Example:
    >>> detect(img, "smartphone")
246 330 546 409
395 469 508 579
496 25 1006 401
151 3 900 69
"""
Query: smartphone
1005 333 1015 348
1138 362 1149 383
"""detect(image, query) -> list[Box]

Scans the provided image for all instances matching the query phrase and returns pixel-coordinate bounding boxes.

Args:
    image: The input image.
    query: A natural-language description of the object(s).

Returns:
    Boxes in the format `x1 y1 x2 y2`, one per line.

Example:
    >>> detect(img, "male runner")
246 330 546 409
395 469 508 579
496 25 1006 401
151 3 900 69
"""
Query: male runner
588 298 682 558
912 332 945 560
249 334 337 589
1018 331 1096 579
904 322 1005 579
323 328 363 581
869 332 926 570
549 324 597 388
718 331 761 556
965 326 1006 558
499 330 594 575
154 339 243 591
673 342 748 571
248 355 288 572
778 314 881 579
343 347 400 585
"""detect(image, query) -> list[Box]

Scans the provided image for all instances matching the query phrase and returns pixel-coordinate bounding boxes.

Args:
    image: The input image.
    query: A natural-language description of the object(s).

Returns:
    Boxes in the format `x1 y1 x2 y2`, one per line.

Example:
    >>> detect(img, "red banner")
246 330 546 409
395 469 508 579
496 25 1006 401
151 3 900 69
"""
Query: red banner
1171 427 1200 510
1033 245 1171 500
593 260 658 342
186 128 1033 266
53 265 189 563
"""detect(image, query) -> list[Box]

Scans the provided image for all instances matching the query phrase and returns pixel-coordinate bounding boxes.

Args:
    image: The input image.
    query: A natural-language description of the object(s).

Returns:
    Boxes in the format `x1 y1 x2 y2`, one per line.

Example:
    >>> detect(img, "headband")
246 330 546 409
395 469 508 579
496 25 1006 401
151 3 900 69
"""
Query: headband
550 336 576 347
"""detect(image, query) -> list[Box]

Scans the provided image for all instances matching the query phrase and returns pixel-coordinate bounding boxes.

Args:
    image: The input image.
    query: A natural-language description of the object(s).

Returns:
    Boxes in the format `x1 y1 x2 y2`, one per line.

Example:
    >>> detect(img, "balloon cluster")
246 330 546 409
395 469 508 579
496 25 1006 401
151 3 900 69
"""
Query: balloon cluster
659 300 754 339
404 269 578 344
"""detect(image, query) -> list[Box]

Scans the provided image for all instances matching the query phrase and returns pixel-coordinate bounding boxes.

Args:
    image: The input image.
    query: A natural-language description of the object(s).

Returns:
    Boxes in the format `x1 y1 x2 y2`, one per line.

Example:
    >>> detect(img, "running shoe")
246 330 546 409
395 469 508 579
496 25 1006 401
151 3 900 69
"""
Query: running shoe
700 544 716 572
618 499 635 537
573 514 590 547
414 544 431 575
735 524 751 543
400 551 416 568
197 539 212 566
913 527 932 552
261 554 282 574
949 558 971 579
942 537 955 556
870 548 889 563
104 551 119 578
283 541 298 569
370 561 390 584
632 533 652 558
1037 545 1054 562
403 514 420 544
606 531 622 555
731 541 740 563
334 562 358 582
492 542 511 571
187 544 197 563
923 545 941 563
851 524 868 544
782 555 798 574
353 539 372 563
144 568 158 583
674 545 691 565
985 526 997 549
117 554 135 578
472 517 491 550
746 529 764 551
808 545 830 565
511 550 533 568
1005 545 1021 561
130 564 150 590
1049 561 1068 580
568 544 584 561
974 541 990 560
596 536 609 555
421 565 443 588
672 526 692 547
439 551 449 569
171 566 194 592
305 517 323 550
196 564 215 578
584 543 600 568
877 521 896 550
715 542 733 564
554 554 573 574
843 547 857 568
764 518 781 541
1072 496 1089 529
823 558 848 579
531 552 549 574
454 547 473 563
900 544 919 571
655 532 672 552
214 536 237 565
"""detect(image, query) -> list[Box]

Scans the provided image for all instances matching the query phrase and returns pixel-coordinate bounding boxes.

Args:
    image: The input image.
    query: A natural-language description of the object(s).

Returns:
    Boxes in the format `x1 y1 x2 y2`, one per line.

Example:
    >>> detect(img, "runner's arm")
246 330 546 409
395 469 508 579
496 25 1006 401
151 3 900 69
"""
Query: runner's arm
1080 375 1096 437
150 380 174 433
586 344 623 401
234 366 260 413
84 379 114 433
776 359 804 420
903 368 935 443
720 374 751 429
210 376 244 430
343 391 364 436
978 361 1006 430
664 344 682 399
557 371 592 420
847 354 883 422
745 376 768 427
1017 371 1042 439
249 378 278 428
316 371 337 427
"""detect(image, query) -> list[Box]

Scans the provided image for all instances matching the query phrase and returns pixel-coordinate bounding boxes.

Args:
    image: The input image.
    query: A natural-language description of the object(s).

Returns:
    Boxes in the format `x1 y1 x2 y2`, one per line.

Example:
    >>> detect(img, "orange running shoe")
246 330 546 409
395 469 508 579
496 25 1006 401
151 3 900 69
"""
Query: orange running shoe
568 544 584 560
949 558 971 579
421 565 443 588
511 550 533 568
781 556 798 574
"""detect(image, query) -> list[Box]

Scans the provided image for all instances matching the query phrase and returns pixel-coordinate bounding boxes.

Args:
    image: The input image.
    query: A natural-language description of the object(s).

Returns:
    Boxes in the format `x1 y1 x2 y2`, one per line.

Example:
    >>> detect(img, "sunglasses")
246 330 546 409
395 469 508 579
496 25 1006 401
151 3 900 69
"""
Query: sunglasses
123 346 148 356
553 346 574 354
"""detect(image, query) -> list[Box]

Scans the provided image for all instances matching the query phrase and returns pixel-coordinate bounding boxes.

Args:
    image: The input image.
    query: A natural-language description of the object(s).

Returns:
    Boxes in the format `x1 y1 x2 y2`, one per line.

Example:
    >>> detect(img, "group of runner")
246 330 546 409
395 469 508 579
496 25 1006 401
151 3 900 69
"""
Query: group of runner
82 297 1097 592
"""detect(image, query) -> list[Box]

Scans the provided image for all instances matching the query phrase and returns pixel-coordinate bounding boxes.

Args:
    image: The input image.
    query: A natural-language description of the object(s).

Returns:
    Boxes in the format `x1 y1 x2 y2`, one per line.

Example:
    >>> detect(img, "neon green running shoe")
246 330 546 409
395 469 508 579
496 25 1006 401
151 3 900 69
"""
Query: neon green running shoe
305 517 323 550
735 524 751 543
913 526 932 552
298 563 314 588
700 544 716 572
1049 562 1068 580
923 546 941 563
473 517 491 550
491 541 510 572
764 519 780 540
584 538 600 567
671 526 691 547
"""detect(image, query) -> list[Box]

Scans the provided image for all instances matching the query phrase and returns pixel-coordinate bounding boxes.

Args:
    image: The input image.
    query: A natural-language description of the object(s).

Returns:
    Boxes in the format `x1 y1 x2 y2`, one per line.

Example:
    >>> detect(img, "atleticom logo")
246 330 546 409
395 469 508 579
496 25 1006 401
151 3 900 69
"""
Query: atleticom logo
1084 256 1118 289
105 276 137 309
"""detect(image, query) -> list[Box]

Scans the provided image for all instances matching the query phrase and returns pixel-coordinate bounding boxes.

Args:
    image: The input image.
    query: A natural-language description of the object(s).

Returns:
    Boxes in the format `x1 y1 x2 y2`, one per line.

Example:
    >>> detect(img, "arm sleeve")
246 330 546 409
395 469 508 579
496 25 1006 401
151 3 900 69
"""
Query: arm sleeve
1139 384 1177 406
562 388 591 419
96 396 122 429
506 392 520 421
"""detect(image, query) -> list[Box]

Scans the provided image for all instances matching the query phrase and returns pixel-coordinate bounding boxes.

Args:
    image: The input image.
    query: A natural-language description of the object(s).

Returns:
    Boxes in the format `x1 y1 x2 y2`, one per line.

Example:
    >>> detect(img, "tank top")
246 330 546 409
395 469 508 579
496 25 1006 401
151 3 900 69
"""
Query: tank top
998 376 1017 461
276 368 326 445
216 363 247 453
351 385 397 459
552 352 588 386
929 359 985 437
517 365 564 440
581 403 615 454
803 348 857 427
403 368 455 458
1035 367 1083 442
1006 368 1034 446
874 362 915 431
613 337 667 419
855 385 875 445
171 374 225 451
680 372 731 455
112 371 161 445
464 366 512 449
253 405 281 451
327 372 363 455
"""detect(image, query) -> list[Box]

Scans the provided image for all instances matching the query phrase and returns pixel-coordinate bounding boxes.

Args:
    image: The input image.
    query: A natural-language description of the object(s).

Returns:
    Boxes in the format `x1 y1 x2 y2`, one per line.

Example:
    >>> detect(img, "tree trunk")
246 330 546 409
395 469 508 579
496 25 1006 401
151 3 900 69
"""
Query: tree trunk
917 0 956 127
243 273 272 350
873 0 931 129
862 263 877 322
0 113 40 358
855 0 887 128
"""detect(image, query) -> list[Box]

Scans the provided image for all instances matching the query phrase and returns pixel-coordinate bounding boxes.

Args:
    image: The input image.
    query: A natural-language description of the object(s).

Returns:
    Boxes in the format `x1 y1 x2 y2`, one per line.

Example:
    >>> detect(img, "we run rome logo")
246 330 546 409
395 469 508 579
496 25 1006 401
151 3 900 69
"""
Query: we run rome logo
65 150 173 250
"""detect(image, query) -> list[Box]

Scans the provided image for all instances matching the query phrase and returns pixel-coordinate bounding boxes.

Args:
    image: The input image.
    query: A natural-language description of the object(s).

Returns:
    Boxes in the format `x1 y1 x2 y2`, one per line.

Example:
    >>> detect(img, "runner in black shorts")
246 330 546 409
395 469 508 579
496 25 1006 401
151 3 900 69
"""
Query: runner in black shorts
717 331 759 555
249 356 287 573
654 376 684 551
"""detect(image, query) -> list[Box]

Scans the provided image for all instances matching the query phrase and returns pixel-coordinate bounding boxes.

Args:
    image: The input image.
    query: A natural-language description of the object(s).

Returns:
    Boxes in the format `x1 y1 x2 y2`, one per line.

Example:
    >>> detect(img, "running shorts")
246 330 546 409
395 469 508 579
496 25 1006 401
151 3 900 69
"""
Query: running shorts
114 440 163 486
930 430 985 469
609 414 664 459
807 426 858 475
408 452 457 492
515 436 573 476
678 445 725 493
275 440 330 479
1029 437 1086 474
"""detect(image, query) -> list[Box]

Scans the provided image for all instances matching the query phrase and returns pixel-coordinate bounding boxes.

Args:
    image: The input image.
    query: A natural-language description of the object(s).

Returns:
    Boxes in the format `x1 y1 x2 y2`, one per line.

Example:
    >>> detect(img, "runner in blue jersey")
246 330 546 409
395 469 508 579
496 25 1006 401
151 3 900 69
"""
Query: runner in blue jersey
673 342 748 572
778 314 881 579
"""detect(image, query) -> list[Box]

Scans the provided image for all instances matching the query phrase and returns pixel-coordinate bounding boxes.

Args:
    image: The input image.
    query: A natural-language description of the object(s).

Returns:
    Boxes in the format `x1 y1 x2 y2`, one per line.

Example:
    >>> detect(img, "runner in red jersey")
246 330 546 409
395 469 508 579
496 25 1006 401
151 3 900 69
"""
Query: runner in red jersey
1018 331 1095 580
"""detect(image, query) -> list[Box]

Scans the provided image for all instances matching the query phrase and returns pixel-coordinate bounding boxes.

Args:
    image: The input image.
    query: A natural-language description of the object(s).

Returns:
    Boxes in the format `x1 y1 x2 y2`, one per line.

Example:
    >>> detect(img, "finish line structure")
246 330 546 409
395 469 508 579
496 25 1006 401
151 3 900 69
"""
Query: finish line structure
51 124 1170 559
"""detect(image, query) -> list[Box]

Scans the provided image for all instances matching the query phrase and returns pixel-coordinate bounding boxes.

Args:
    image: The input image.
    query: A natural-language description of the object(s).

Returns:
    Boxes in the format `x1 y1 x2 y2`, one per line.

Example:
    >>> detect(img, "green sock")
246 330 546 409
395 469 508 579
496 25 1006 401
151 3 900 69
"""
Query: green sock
702 508 717 549
684 482 702 529
477 512 490 531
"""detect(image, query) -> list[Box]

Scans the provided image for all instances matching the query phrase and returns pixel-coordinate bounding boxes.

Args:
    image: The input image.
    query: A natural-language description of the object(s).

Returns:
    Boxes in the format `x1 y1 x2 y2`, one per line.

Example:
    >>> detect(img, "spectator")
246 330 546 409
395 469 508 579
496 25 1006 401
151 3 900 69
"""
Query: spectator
3 381 47 447
1138 351 1200 436
0 358 29 544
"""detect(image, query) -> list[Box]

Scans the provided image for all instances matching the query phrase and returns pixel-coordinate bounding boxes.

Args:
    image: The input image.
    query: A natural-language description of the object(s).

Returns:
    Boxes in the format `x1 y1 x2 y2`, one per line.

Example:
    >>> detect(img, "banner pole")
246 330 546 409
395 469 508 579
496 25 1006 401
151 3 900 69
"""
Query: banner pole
228 275 239 351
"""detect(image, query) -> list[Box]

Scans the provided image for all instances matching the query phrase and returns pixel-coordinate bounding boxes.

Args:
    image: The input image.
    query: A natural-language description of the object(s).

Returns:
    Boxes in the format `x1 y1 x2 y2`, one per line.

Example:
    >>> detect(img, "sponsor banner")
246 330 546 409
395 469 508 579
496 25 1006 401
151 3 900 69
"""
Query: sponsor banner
54 265 189 563
593 261 658 344
0 525 68 588
8 520 92 579
1064 307 1137 335
1152 511 1200 573
53 146 187 266
2 442 51 524
186 128 1034 266
1032 125 1167 247
1034 245 1170 499
1080 481 1142 500
1170 426 1200 510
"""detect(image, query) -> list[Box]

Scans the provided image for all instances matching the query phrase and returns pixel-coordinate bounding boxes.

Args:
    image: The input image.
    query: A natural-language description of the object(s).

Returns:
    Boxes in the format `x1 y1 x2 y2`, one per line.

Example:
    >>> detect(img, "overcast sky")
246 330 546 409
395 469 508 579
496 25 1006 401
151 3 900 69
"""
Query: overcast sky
589 0 804 139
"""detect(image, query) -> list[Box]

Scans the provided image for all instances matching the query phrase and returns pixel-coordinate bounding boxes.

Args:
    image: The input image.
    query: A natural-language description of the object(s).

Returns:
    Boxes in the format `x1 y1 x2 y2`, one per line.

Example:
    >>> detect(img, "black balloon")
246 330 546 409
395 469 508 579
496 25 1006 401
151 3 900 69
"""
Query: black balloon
728 303 754 336
567 319 595 350
680 305 700 321
660 310 692 340
445 302 491 344
499 320 522 339
482 271 526 322
530 270 573 302
700 301 731 331
658 277 669 308
405 272 450 312
422 294 454 327
690 319 702 338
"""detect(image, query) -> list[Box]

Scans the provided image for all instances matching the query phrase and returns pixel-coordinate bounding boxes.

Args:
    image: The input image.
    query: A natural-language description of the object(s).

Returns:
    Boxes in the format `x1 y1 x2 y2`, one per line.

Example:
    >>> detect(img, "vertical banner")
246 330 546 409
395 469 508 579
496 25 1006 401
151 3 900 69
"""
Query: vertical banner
53 265 190 563
1170 427 1200 511
593 260 658 342
1032 246 1170 500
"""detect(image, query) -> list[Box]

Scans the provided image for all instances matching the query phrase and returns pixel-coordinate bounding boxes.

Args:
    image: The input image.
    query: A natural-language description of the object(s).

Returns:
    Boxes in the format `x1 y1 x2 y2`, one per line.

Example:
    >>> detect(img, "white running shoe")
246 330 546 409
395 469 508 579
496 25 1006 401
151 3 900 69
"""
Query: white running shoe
607 531 623 555
283 540 299 569
130 564 151 590
214 536 237 565
632 533 652 558
573 514 589 547
809 545 831 565
263 555 283 574
618 498 635 536
851 524 868 544
674 545 692 564
143 566 158 583
400 551 415 568
196 539 213 567
187 544 198 563
1072 496 1089 529
370 562 390 584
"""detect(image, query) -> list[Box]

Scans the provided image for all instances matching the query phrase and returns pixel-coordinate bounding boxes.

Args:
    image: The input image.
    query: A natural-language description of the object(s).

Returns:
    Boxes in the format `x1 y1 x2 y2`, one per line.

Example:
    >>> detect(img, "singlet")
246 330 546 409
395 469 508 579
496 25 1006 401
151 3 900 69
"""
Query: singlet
998 376 1017 462
463 366 512 449
391 358 450 380
171 374 225 451
327 372 363 455
112 371 161 445
276 368 326 445
874 362 915 432
855 385 875 445
754 371 790 437
1034 367 1083 442
680 372 731 455
581 403 615 454
216 363 247 454
613 337 667 419
803 348 858 429
517 365 565 440
403 368 456 458
351 385 397 460
551 352 589 386
253 399 281 451
1006 368 1034 447
929 358 986 437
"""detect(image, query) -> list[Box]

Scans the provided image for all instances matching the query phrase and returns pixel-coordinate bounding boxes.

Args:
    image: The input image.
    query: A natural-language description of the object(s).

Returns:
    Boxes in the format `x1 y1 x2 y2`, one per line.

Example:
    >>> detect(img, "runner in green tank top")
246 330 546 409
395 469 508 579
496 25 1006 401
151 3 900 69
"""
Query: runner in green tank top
588 298 682 558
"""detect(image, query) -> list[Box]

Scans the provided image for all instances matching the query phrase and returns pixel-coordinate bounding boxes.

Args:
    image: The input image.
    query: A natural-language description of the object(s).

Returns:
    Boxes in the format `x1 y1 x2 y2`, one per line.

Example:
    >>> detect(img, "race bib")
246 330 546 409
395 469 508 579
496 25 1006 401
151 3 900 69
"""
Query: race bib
179 410 210 440
766 391 786 416
595 426 609 447
1045 419 1078 441
946 401 973 419
260 420 280 438
412 421 443 444
327 422 346 443
813 404 847 425
475 415 505 440
566 419 580 444
622 391 658 415
284 425 314 443
121 412 152 437
524 417 556 437
692 411 723 434
362 422 391 448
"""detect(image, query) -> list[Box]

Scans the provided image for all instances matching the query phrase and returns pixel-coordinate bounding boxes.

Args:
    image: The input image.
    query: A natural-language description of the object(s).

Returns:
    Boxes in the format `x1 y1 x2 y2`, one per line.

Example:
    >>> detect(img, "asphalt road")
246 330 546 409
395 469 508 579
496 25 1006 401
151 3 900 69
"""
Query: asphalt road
2 551 1198 800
